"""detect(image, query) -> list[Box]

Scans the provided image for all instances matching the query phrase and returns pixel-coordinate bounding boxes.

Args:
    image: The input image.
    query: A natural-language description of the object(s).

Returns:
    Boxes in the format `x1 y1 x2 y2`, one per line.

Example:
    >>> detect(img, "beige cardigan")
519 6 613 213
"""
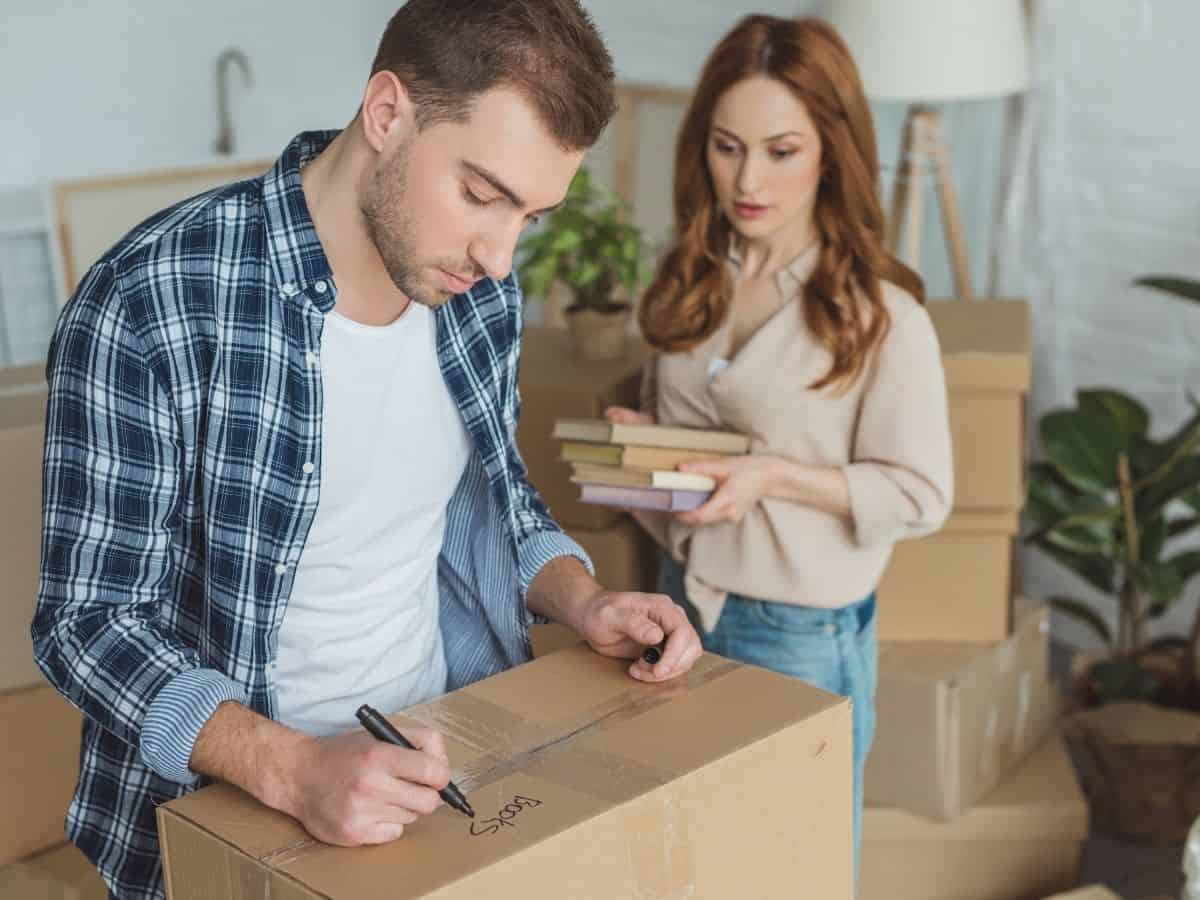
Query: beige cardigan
636 246 953 631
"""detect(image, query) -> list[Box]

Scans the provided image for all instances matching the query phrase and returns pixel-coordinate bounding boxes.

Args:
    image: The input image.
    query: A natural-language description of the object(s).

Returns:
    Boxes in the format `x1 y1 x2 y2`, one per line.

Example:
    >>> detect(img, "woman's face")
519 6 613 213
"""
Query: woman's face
706 75 823 245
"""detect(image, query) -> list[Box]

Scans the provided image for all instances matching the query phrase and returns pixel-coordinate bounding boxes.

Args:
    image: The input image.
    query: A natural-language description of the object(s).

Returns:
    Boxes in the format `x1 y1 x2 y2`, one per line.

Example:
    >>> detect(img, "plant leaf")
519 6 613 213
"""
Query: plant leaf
1040 409 1124 494
1048 596 1113 645
1137 455 1200 519
1168 515 1200 538
1131 560 1186 605
1031 537 1117 594
1134 276 1200 303
1140 515 1169 563
1077 389 1150 444
1025 462 1085 526
1164 549 1200 584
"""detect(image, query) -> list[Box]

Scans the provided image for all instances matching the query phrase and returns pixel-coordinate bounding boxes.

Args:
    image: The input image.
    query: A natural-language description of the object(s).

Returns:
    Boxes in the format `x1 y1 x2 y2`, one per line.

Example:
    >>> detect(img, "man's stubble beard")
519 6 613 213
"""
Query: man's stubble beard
360 133 446 308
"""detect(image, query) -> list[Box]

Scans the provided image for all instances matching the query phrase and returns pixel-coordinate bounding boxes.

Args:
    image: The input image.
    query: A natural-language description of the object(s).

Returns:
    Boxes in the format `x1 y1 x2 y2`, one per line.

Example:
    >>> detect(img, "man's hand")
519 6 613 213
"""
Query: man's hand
527 556 702 682
282 727 451 845
191 703 451 846
575 587 703 682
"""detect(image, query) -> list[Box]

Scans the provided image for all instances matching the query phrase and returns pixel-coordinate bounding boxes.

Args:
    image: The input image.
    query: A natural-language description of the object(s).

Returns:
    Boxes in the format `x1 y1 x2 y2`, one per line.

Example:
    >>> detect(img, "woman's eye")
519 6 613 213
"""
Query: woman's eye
713 141 738 156
771 148 797 160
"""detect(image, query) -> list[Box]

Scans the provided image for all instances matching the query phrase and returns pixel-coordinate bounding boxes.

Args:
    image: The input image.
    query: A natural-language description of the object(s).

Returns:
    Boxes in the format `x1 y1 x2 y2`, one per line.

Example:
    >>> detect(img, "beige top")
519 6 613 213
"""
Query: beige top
637 244 953 631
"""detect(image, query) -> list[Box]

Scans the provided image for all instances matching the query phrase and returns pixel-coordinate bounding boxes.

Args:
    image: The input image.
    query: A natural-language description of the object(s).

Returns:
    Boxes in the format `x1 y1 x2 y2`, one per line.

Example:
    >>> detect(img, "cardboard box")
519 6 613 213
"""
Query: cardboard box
0 377 48 694
861 733 1089 900
877 509 1017 643
0 686 82 866
865 602 1059 820
568 514 656 594
516 326 648 530
0 842 108 900
928 299 1031 512
159 645 855 899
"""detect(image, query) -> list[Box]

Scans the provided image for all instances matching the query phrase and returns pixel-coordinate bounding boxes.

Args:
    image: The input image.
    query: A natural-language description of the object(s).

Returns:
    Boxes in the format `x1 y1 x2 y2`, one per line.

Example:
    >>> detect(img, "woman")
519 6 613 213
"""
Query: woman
607 15 953 872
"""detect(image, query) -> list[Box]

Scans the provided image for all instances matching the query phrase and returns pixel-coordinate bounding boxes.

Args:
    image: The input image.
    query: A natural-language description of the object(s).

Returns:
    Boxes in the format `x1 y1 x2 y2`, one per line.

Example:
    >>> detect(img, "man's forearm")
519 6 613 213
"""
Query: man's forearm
525 555 603 633
190 701 311 816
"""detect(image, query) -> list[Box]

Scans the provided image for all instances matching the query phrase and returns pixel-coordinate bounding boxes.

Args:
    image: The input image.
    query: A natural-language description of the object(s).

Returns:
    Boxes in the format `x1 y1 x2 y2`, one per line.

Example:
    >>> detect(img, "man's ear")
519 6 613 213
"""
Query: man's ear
358 70 416 154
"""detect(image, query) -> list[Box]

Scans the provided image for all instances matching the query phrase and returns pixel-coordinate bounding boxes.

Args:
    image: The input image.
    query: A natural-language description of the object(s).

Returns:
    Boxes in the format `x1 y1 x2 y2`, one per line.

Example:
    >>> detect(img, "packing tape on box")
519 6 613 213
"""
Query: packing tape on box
248 655 739 898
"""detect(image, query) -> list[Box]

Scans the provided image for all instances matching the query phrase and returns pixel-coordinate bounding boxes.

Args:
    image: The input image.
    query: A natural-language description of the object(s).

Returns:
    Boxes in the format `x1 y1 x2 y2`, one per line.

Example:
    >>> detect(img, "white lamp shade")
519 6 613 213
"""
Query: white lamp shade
820 0 1031 102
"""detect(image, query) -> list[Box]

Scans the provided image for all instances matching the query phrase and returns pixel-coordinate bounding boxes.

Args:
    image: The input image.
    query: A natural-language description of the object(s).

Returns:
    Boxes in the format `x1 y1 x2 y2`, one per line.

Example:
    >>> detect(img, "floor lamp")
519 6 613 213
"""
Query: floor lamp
821 0 1031 300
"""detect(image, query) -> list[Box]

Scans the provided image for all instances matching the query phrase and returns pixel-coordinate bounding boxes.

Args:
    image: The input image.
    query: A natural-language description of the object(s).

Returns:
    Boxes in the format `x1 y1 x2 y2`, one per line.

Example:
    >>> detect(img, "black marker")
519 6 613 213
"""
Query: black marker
355 704 475 819
642 639 667 665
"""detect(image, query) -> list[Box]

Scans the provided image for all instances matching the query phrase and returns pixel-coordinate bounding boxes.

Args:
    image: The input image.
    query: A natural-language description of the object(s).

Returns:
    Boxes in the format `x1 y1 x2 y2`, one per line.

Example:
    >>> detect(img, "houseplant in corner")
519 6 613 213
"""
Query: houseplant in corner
1024 274 1200 844
517 166 646 361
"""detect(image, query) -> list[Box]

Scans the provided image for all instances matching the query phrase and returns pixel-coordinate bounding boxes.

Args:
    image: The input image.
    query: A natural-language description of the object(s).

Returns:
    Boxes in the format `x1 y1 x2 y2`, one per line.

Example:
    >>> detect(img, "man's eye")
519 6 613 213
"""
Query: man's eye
527 214 542 227
463 186 489 206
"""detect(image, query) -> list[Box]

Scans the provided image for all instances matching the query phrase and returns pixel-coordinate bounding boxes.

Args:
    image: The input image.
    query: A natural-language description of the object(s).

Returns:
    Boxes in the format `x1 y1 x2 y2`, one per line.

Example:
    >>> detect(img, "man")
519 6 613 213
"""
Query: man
32 2 702 896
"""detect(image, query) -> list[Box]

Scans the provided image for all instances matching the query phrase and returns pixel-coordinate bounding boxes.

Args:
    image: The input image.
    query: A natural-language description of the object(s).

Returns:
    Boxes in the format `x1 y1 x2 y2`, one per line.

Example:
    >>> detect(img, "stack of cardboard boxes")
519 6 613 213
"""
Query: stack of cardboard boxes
860 299 1092 900
516 326 658 594
0 367 107 898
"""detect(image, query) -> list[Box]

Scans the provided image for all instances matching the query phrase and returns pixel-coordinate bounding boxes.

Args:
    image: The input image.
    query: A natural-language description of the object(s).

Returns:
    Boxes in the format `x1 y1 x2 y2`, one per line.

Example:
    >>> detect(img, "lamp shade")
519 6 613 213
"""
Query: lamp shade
820 0 1031 102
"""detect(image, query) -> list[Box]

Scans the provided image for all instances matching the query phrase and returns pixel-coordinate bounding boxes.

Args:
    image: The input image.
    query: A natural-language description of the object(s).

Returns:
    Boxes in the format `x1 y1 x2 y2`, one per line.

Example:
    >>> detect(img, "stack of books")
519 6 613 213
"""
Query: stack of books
552 418 750 512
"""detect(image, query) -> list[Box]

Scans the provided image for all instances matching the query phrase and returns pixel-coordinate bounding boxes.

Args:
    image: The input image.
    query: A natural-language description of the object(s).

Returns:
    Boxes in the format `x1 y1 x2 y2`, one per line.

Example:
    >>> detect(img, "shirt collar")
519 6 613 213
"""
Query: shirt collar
262 130 340 312
727 238 821 300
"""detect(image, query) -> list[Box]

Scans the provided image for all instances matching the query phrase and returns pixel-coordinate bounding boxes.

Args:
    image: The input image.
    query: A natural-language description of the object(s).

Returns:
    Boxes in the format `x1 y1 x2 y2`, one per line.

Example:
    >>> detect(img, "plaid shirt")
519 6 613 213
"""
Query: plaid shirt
32 131 590 900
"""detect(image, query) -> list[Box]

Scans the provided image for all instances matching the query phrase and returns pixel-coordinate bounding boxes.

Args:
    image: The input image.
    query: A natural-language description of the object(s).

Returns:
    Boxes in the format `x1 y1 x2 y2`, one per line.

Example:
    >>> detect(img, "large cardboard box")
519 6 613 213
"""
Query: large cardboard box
159 645 855 899
516 326 648 530
0 842 108 900
567 514 656 594
928 299 1031 512
0 685 82 866
0 376 48 694
865 602 1058 820
877 509 1017 643
861 733 1089 900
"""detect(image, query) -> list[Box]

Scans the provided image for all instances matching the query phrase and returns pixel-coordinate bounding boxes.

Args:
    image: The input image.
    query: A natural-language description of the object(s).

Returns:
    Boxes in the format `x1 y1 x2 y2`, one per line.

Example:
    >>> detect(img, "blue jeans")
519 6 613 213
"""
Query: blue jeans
658 554 877 878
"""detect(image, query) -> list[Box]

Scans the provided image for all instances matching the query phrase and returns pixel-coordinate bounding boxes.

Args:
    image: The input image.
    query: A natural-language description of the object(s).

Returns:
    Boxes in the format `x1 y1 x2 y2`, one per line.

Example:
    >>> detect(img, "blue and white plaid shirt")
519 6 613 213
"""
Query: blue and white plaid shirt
32 130 591 900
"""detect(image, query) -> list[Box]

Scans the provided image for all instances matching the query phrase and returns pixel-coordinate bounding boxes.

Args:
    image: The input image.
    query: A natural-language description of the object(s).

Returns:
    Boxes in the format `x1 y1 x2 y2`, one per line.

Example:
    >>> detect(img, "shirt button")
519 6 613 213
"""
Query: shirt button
824 623 837 636
314 279 328 293
280 281 297 297
305 351 318 369
274 563 286 576
302 461 315 475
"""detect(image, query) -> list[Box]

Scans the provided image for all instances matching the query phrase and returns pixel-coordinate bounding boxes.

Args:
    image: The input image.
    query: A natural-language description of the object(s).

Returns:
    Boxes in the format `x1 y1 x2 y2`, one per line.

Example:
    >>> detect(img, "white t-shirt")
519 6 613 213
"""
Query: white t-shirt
273 301 471 736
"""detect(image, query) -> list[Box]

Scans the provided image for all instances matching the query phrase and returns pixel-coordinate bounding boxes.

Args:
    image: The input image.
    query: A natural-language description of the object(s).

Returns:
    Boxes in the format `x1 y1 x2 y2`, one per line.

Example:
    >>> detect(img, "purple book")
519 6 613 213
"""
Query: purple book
578 482 710 512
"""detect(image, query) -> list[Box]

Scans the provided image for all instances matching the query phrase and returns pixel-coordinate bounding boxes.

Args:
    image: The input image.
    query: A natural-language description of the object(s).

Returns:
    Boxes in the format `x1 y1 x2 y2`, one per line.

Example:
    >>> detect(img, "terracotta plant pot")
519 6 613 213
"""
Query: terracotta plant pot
1063 699 1200 845
565 302 631 362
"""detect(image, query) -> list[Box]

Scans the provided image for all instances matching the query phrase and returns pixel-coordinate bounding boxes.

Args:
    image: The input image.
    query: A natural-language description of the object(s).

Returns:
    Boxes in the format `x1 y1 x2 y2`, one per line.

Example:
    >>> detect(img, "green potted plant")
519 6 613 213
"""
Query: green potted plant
1024 274 1200 844
517 166 646 361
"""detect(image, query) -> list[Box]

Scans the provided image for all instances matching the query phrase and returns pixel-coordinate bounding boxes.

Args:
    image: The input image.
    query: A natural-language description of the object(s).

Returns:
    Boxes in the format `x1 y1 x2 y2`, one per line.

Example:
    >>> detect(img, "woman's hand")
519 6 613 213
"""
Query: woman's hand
673 455 780 526
604 406 655 426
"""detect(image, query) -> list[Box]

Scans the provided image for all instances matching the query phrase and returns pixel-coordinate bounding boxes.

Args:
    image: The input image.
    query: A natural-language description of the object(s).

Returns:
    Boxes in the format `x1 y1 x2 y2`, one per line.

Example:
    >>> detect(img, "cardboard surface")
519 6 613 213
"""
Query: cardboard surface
516 327 649 530
861 733 1089 900
0 379 48 694
159 646 854 900
865 602 1059 820
0 686 82 866
877 509 1017 643
567 515 656 594
928 299 1031 513
0 842 108 900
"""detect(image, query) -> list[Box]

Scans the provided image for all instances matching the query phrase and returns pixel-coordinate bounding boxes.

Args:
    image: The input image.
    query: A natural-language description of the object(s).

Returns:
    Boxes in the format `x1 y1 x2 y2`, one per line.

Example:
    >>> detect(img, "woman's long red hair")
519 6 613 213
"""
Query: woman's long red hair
638 15 924 390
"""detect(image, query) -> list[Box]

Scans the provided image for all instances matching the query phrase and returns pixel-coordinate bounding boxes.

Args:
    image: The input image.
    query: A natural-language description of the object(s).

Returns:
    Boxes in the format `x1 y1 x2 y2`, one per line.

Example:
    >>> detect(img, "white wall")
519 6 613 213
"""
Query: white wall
1017 0 1200 650
0 1 392 192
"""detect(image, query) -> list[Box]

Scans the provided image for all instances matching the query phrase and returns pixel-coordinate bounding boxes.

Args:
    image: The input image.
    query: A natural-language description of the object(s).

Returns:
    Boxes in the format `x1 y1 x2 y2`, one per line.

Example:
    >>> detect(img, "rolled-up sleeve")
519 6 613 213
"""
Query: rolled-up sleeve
32 262 246 785
842 305 954 546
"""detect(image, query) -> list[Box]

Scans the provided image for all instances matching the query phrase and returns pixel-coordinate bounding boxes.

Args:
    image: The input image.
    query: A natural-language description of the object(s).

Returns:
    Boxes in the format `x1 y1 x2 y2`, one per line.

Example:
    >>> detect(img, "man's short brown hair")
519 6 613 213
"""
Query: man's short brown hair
370 0 617 151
